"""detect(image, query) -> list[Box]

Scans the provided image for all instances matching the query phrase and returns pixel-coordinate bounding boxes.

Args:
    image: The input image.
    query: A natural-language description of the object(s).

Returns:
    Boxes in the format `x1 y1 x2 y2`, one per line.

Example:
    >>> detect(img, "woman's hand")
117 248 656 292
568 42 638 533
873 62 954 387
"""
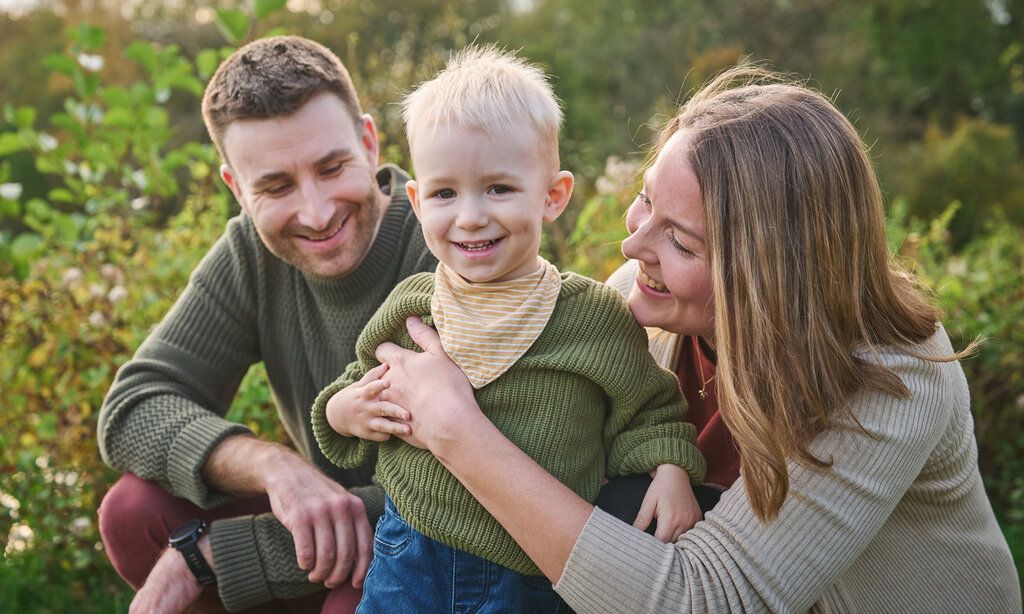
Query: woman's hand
634 464 702 543
374 316 482 455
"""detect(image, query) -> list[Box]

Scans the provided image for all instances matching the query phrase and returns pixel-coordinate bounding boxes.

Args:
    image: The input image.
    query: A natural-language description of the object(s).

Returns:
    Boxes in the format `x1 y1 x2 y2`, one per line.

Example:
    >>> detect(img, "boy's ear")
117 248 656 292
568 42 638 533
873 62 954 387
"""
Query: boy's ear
543 171 574 223
220 164 248 212
406 180 421 218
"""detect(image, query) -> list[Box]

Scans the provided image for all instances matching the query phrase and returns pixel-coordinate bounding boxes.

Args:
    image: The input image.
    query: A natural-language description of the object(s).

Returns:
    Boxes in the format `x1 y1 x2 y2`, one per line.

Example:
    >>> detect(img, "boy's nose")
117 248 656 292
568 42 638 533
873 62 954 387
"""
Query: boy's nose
455 199 489 229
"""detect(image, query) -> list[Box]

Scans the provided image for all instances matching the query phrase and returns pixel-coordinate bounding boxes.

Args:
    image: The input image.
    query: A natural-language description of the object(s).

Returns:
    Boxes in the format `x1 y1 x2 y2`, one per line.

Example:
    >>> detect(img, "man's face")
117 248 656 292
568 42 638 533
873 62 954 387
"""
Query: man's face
220 92 385 279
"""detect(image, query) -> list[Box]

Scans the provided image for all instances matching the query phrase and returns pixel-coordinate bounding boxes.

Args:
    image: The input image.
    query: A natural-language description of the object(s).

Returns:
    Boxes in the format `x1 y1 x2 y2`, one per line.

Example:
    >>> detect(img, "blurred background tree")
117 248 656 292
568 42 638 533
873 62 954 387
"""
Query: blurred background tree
1 0 1021 608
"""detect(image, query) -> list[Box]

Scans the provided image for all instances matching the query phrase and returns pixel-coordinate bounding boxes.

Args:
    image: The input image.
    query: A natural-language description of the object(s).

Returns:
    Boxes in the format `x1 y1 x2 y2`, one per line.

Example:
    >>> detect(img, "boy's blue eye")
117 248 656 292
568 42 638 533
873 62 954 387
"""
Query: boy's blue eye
436 188 456 199
489 185 512 195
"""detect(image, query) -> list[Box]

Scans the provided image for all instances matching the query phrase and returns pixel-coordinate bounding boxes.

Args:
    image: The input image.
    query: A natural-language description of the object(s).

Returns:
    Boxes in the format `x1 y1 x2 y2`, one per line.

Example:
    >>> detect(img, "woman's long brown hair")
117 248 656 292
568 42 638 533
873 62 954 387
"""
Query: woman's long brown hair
656 67 971 520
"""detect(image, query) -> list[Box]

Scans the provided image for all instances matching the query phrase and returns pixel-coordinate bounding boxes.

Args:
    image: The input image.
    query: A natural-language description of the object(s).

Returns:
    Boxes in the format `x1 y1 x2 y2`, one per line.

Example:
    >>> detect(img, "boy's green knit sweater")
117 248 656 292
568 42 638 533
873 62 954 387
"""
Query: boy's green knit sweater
312 272 706 576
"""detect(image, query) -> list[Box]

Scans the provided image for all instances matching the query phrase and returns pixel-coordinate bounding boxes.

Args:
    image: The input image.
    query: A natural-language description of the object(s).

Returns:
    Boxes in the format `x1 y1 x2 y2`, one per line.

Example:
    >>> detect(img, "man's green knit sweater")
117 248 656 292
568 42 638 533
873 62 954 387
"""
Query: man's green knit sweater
312 272 706 576
98 166 436 610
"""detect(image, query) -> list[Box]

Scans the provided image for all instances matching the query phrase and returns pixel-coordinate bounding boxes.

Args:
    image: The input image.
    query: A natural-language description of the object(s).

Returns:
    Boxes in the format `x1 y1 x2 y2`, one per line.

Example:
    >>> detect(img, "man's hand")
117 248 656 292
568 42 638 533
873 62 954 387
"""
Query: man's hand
203 435 374 590
261 450 374 589
326 364 412 441
129 547 203 614
633 464 702 543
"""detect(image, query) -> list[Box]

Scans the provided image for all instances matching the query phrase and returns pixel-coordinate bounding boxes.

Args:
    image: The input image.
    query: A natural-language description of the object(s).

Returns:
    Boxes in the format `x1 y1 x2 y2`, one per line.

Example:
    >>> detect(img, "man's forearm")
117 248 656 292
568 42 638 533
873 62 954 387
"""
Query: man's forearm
200 433 305 497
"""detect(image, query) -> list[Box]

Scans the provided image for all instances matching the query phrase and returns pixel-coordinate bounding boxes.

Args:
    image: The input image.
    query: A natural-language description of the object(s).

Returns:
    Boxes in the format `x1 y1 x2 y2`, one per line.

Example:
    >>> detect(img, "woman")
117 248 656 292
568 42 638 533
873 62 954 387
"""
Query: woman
372 67 1021 612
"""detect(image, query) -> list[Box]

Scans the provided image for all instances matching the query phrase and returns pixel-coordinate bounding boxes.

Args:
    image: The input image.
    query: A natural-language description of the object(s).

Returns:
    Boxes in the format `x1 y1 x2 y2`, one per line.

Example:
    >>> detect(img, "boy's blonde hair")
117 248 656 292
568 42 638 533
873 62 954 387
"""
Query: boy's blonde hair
401 45 562 170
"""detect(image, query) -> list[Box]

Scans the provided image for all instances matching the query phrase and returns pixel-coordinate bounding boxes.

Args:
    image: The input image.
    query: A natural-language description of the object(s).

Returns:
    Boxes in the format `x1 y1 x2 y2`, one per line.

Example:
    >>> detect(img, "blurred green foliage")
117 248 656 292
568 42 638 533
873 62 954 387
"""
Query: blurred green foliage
1 0 1022 608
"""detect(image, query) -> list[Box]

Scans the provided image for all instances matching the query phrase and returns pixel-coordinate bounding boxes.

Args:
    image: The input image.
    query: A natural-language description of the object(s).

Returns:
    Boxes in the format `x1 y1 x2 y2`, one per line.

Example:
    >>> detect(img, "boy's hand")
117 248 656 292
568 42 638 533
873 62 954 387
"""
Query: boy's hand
325 364 412 441
633 464 702 543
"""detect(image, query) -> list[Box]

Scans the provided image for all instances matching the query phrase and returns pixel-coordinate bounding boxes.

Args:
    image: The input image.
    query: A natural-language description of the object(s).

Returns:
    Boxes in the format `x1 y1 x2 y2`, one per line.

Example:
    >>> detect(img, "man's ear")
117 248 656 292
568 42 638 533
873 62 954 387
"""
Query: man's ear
220 164 249 212
406 180 421 218
543 170 574 223
360 114 380 168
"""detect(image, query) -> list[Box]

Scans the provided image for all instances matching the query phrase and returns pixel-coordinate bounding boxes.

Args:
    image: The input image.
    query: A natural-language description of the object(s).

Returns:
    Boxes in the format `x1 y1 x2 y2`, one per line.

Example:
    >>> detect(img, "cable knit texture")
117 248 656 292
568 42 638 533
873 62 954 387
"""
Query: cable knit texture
97 165 437 611
311 272 705 576
555 263 1021 614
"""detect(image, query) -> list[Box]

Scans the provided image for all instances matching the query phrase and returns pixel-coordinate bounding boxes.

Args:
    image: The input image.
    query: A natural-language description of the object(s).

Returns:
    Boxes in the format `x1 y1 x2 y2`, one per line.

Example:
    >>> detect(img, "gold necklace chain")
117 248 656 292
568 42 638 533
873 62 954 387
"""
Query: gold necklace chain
694 335 715 400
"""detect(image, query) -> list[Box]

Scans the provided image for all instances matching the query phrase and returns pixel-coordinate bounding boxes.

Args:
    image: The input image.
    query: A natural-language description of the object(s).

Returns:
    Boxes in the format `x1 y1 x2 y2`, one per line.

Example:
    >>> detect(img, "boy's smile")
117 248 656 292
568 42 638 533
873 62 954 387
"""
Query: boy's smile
406 123 573 283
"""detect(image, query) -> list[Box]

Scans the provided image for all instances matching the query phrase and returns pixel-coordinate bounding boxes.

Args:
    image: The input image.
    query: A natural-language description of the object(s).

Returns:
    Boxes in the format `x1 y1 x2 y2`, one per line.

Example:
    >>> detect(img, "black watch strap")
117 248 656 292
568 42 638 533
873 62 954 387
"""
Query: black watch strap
168 519 216 586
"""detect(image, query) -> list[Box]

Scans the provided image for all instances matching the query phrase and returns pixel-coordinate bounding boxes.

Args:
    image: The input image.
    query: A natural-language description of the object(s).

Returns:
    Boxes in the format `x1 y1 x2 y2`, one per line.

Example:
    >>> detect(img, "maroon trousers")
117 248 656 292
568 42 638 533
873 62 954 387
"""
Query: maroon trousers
98 474 360 613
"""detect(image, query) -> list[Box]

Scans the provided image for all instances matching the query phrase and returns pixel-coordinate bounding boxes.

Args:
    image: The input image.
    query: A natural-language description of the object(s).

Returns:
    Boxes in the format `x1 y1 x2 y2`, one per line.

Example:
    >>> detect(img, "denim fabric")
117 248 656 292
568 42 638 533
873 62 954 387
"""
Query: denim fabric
357 496 566 613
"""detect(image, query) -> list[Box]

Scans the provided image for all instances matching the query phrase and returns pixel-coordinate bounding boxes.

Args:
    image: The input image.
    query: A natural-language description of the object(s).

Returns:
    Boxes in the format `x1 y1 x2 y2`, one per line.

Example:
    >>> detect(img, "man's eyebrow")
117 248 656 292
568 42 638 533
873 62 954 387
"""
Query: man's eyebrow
252 148 355 189
315 148 354 167
252 171 291 190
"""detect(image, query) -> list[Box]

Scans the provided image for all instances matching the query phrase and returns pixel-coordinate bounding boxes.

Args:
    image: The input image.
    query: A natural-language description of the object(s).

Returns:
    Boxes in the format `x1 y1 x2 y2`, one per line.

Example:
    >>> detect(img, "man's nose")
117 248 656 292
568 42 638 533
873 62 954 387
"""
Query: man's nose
296 180 333 230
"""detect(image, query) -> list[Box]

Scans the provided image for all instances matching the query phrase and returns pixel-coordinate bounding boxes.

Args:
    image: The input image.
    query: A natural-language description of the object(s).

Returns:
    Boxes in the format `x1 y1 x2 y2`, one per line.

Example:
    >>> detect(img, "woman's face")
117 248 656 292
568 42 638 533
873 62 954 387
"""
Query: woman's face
621 129 715 340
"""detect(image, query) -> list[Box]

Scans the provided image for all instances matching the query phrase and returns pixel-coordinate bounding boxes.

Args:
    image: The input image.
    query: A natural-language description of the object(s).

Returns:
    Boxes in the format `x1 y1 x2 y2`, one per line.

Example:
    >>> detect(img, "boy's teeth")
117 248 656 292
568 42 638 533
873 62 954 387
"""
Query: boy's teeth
459 240 496 251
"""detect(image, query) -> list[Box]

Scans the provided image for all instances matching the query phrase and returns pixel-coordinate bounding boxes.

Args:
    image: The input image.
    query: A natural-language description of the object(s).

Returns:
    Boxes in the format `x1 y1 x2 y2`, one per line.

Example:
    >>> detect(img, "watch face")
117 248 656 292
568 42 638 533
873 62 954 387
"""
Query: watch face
169 518 205 545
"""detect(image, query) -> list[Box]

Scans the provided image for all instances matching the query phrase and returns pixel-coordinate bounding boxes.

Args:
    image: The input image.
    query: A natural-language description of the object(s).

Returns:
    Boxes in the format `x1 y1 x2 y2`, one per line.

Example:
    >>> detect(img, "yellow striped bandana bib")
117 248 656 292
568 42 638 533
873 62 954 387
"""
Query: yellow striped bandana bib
431 258 561 389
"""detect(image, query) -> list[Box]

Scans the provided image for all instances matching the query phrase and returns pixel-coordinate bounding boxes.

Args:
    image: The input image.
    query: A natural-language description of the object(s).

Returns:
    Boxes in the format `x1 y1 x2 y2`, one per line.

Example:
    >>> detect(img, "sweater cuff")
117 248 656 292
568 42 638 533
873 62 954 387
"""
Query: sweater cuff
167 414 252 507
209 516 273 612
614 438 707 483
555 507 670 613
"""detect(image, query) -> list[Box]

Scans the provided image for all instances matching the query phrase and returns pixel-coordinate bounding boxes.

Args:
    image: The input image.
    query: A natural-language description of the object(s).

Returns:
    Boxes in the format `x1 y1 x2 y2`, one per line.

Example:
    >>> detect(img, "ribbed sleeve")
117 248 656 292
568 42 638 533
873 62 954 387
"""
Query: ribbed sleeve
98 165 437 607
555 326 1021 613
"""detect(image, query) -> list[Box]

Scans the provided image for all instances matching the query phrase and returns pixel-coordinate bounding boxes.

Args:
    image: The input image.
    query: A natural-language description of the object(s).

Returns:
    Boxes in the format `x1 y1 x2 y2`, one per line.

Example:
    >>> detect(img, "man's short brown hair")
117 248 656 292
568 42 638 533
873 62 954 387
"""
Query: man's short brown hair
201 36 363 165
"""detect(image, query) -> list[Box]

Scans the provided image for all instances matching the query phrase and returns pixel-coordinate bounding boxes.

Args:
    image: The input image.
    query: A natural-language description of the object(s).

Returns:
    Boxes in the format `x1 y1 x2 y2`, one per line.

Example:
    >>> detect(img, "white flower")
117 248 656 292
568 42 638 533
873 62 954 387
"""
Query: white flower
34 456 48 469
100 264 120 281
5 523 34 555
38 133 58 152
131 196 149 211
89 283 106 298
131 169 148 190
71 517 91 536
77 53 104 72
107 285 127 304
61 267 84 286
0 491 20 511
88 311 107 327
155 88 170 104
595 176 616 195
0 183 23 200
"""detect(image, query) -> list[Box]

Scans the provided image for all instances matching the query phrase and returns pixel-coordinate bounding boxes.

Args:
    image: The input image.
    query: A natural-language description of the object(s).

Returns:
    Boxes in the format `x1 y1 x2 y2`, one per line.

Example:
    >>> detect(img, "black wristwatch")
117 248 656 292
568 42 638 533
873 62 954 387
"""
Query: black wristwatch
169 519 216 586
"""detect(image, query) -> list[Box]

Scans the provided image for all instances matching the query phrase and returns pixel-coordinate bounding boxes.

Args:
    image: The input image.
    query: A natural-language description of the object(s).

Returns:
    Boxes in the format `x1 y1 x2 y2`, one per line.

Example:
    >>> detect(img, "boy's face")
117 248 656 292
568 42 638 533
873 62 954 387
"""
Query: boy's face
406 123 572 283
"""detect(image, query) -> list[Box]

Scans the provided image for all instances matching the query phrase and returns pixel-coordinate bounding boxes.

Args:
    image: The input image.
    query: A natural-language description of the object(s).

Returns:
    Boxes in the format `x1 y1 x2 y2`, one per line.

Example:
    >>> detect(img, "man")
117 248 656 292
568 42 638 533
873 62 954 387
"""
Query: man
97 36 435 612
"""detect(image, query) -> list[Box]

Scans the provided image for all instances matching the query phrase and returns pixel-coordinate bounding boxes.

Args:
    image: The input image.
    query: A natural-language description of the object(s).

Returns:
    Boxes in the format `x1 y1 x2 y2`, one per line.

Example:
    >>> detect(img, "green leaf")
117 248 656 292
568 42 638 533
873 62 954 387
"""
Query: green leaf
53 213 79 242
100 85 132 108
263 26 291 38
102 107 135 129
254 0 287 20
10 232 43 261
12 106 36 129
48 188 75 203
42 53 79 77
0 197 19 218
196 49 221 80
74 24 106 52
124 41 159 74
36 413 58 441
0 132 28 157
216 9 250 45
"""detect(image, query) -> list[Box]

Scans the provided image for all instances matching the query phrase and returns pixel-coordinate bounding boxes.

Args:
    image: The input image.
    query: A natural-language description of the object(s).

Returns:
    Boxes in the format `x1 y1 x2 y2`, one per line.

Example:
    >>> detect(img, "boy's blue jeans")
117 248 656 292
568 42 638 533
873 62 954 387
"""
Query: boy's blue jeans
356 496 567 613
